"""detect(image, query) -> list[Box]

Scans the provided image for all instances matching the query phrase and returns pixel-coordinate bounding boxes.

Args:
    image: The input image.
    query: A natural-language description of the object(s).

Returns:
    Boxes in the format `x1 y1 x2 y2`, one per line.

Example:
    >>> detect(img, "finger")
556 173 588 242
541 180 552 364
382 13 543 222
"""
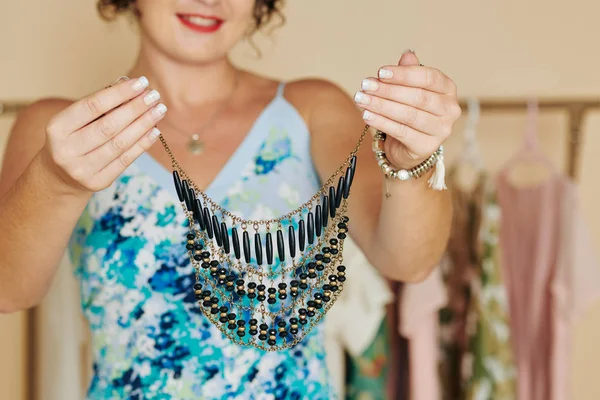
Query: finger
355 94 442 136
92 127 162 187
361 110 434 155
48 76 150 136
75 88 162 153
87 102 167 171
355 82 449 116
375 65 456 95
398 49 420 66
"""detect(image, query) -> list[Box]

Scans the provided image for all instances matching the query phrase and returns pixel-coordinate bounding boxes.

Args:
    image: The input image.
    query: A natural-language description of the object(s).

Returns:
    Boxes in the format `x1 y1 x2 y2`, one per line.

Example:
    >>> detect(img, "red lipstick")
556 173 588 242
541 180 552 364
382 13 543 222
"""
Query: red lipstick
177 14 223 33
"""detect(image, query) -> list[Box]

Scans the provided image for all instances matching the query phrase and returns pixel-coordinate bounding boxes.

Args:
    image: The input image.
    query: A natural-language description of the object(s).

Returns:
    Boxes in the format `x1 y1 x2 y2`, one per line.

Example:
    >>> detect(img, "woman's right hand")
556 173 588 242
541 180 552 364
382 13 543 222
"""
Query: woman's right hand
40 76 166 194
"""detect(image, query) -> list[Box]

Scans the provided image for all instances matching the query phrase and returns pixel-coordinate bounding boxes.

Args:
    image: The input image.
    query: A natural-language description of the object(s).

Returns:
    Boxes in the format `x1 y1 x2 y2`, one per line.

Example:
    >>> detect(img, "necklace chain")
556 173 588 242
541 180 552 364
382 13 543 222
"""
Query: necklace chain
158 124 369 226
157 73 240 143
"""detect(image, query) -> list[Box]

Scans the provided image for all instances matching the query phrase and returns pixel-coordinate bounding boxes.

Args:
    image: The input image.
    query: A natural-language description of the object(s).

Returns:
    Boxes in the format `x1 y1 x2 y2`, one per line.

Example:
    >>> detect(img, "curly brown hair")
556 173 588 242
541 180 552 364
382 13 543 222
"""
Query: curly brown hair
97 0 284 32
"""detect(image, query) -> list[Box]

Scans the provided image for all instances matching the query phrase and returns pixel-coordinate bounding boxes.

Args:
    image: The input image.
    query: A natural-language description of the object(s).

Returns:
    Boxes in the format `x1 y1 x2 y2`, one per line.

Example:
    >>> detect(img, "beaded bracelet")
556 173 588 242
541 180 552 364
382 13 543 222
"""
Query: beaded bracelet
372 130 447 192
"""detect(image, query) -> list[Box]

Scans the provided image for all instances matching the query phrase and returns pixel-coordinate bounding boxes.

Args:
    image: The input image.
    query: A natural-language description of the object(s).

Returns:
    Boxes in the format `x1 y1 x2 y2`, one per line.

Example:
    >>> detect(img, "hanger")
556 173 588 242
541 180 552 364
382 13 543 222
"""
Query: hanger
503 99 557 172
457 97 485 171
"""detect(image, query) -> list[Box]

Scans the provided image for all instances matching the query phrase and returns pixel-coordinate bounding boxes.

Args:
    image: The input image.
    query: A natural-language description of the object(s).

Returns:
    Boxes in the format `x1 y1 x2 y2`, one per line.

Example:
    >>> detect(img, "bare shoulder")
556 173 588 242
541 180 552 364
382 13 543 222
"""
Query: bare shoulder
0 98 73 194
283 78 356 126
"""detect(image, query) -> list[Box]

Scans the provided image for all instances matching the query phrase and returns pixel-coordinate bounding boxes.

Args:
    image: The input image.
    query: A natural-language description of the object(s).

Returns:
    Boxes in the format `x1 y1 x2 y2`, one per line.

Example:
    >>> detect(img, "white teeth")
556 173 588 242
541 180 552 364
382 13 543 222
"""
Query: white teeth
183 15 218 27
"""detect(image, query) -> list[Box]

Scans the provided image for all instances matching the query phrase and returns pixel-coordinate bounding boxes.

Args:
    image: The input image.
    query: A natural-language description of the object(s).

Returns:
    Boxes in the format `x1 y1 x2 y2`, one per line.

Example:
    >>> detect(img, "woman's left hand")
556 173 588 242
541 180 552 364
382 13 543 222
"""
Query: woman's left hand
354 50 461 170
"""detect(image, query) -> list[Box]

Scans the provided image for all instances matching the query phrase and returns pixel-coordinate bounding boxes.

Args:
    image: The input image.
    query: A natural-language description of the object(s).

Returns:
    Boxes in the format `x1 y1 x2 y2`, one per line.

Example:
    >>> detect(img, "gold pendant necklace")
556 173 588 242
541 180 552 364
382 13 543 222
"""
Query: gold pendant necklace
188 134 205 155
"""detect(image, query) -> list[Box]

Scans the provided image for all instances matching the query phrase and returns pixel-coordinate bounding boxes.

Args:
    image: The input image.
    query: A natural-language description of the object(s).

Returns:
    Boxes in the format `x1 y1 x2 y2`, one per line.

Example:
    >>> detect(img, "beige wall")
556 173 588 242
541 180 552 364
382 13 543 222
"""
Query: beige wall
1 0 600 399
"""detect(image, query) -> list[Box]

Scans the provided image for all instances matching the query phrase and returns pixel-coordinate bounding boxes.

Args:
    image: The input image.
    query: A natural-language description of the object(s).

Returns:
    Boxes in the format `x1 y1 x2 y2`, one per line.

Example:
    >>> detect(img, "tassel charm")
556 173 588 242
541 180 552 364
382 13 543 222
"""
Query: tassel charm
428 153 447 191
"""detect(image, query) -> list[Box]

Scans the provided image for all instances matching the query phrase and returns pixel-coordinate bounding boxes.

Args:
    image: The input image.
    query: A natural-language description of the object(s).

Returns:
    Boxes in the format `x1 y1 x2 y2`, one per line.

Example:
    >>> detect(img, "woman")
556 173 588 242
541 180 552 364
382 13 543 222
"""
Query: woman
0 0 460 398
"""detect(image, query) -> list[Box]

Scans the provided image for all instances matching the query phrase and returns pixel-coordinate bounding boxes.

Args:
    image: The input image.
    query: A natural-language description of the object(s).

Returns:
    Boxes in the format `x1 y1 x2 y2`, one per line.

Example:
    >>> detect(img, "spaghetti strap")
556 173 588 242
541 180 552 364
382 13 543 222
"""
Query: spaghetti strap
276 81 286 97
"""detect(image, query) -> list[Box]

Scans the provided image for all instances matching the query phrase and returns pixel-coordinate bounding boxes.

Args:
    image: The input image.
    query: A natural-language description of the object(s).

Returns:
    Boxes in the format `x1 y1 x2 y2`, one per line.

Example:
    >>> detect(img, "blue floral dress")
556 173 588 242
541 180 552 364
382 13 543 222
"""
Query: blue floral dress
68 83 336 399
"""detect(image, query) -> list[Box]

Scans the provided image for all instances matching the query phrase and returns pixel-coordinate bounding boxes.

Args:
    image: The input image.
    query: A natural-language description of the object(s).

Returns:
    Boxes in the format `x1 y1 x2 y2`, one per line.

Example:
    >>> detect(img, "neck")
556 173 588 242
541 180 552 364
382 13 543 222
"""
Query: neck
128 41 239 111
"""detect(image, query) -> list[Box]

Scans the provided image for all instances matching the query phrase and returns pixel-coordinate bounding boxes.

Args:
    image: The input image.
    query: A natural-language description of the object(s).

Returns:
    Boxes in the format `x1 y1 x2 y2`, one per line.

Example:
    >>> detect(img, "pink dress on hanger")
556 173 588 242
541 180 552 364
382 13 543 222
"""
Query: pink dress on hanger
496 171 600 400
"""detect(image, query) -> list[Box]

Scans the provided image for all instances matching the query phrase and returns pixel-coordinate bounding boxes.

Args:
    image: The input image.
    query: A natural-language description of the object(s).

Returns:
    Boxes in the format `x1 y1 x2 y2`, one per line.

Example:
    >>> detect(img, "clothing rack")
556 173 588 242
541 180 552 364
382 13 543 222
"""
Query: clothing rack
457 99 600 180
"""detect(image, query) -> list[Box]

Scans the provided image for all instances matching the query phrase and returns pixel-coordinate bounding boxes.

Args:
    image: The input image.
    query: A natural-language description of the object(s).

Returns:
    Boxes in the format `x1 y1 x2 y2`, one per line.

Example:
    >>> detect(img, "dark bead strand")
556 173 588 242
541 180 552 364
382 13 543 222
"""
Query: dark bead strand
267 288 277 304
187 187 196 212
278 282 287 300
298 219 306 251
203 207 214 239
343 164 355 199
266 232 274 265
182 180 192 210
212 215 222 247
288 225 296 259
313 293 323 309
236 320 246 337
322 196 329 227
194 199 205 230
217 268 227 285
298 308 308 325
277 320 287 337
254 233 263 265
337 265 347 282
210 297 220 314
232 228 241 260
268 328 277 346
307 212 315 245
243 230 251 263
289 317 299 334
247 282 257 299
172 171 184 202
225 275 235 291
249 319 258 336
290 280 299 297
306 300 316 317
257 284 266 302
227 313 237 330
219 306 229 323
299 273 308 290
335 176 345 208
315 205 323 237
307 262 317 278
221 222 230 254
328 187 336 218
276 230 285 262
259 323 269 341
236 279 246 296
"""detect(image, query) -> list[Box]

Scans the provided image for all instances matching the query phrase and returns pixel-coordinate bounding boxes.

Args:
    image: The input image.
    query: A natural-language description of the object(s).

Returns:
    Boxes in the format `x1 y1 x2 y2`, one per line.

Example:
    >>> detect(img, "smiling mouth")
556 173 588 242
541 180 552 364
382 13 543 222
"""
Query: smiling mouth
177 14 224 33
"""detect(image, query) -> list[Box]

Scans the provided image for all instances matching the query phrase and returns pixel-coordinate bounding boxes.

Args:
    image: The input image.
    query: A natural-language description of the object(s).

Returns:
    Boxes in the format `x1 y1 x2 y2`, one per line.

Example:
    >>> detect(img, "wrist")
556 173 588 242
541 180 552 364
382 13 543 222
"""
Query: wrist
372 130 447 192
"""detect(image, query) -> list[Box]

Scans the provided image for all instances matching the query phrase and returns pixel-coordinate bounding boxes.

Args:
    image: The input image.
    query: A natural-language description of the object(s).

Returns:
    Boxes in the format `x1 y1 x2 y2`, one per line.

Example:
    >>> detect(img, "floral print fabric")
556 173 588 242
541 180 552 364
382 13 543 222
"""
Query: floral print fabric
68 90 336 399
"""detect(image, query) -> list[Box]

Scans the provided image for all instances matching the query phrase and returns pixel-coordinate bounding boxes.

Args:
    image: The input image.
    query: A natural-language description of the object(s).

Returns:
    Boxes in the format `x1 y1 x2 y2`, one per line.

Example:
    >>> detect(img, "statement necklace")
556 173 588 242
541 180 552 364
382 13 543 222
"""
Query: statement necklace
159 124 369 351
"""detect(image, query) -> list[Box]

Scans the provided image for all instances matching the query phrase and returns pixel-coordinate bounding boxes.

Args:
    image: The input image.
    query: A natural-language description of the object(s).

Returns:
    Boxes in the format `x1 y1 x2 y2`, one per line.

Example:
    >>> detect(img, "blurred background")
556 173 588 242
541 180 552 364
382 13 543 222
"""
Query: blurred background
1 0 600 399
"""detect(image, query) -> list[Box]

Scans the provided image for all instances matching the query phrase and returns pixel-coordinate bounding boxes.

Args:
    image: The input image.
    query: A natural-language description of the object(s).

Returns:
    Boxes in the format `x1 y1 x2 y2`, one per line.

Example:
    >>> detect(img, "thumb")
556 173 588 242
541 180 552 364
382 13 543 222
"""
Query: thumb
399 49 420 66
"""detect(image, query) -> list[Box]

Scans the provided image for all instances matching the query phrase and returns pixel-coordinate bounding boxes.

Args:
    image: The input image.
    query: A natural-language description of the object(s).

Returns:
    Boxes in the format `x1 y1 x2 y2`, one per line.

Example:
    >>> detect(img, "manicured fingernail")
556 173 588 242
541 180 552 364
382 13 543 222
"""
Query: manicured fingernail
361 79 379 91
149 127 161 140
132 76 149 91
144 90 160 105
152 103 167 118
378 69 393 79
362 110 374 121
403 48 415 54
354 91 370 105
